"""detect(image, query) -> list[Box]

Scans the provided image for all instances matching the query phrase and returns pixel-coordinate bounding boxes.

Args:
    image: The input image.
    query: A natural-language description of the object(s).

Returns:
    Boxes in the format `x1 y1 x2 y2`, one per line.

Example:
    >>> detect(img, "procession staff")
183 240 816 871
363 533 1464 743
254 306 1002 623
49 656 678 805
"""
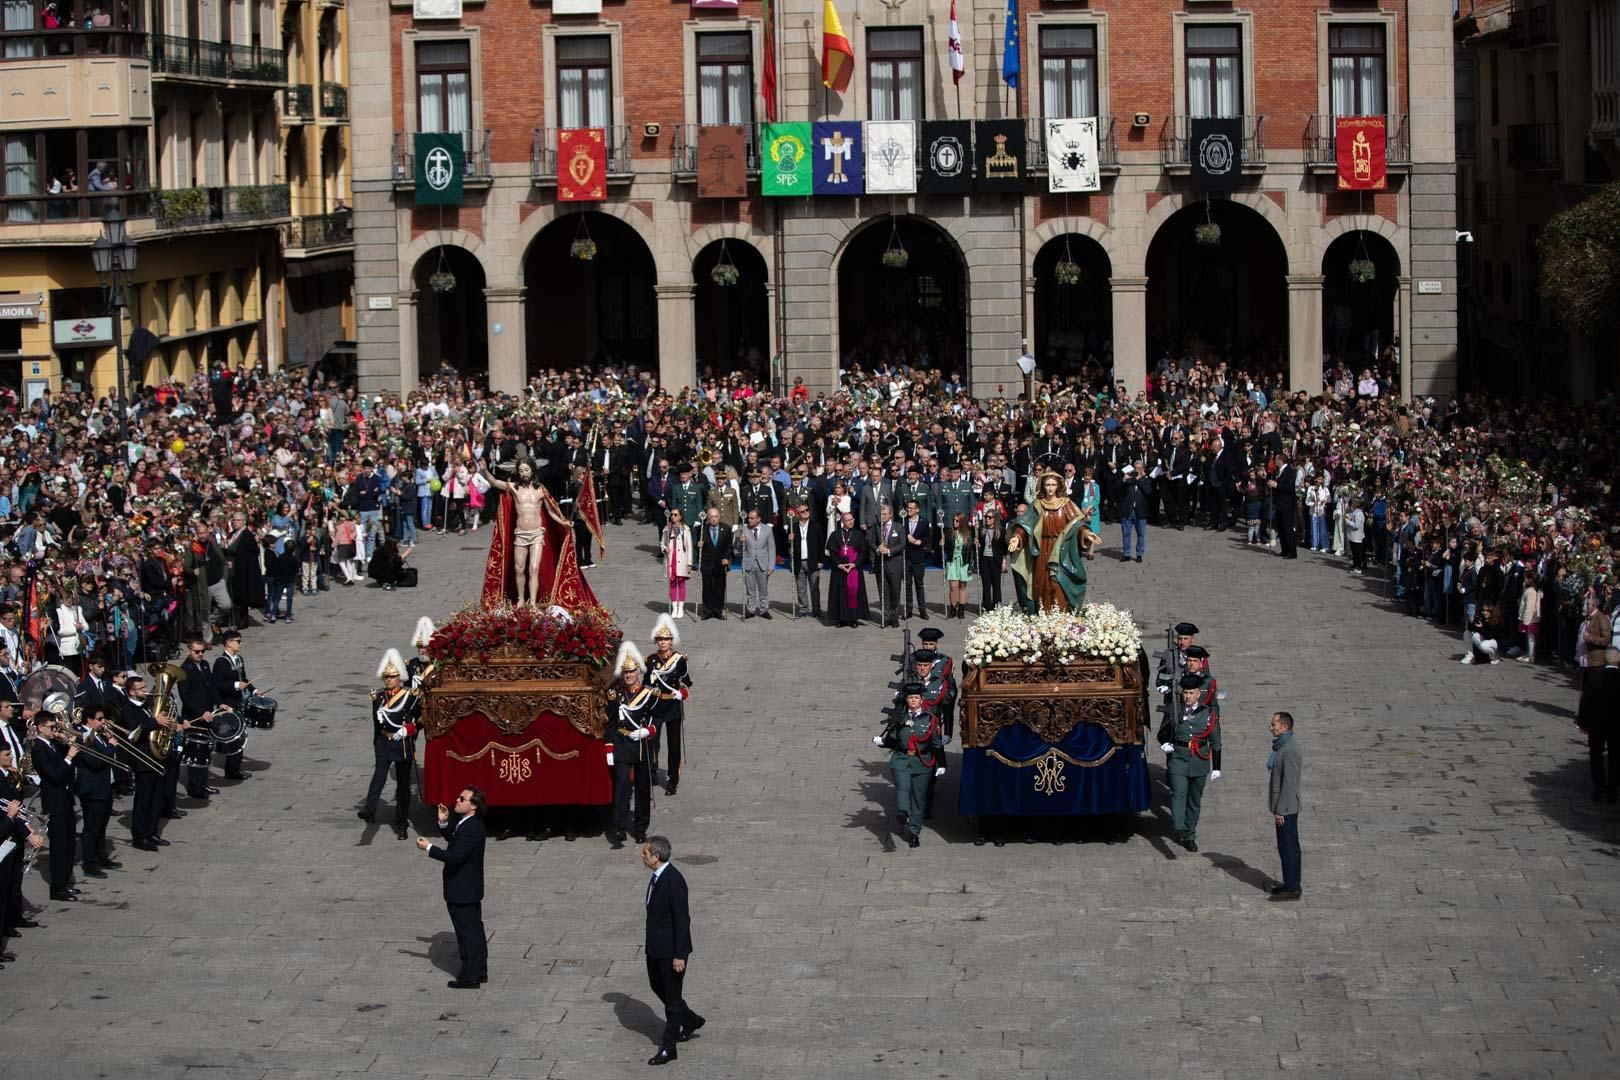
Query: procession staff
874 680 946 849
605 643 658 849
646 617 692 798
1158 673 1223 852
210 630 252 781
358 648 421 840
178 636 222 800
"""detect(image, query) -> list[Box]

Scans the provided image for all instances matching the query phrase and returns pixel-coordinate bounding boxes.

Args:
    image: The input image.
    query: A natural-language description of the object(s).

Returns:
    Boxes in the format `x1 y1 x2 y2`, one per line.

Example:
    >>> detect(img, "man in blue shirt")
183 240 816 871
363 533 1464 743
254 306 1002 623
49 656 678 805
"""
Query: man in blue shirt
351 458 386 559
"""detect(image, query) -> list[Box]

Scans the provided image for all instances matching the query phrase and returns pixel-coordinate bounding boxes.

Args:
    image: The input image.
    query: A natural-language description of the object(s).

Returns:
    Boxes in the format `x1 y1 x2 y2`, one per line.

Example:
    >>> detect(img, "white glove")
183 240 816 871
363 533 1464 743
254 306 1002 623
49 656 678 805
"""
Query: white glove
1160 742 1175 753
872 735 884 748
391 729 407 742
606 751 615 766
934 767 946 778
1210 770 1222 781
1157 685 1169 695
629 728 648 742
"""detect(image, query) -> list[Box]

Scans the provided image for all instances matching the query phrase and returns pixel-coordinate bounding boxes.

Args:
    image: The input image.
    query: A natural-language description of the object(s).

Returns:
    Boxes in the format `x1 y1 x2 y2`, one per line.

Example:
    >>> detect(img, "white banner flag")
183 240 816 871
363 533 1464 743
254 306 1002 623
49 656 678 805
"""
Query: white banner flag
864 121 917 194
1046 117 1100 193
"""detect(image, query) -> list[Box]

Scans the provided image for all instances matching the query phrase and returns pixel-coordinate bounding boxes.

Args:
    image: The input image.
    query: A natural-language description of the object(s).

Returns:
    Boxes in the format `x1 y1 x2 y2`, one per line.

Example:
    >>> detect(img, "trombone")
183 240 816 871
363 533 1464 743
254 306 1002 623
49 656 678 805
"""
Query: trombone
93 714 168 774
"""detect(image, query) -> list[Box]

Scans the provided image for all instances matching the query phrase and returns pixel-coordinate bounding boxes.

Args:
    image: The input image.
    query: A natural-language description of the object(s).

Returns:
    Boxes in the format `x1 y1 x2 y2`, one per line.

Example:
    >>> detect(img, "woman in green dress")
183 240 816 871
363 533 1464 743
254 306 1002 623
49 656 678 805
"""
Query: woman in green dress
944 512 973 619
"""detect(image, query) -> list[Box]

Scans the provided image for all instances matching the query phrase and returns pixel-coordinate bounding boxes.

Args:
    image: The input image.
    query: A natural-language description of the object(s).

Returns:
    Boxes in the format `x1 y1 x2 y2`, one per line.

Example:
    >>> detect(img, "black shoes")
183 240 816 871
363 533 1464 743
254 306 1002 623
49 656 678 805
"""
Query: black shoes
1268 890 1302 902
664 783 677 797
760 611 772 620
677 1016 706 1042
50 890 78 902
607 832 626 849
394 824 409 840
151 837 172 847
1134 556 1143 563
446 979 480 989
357 810 375 822
132 840 160 852
82 868 108 879
632 832 647 845
226 772 250 781
906 835 920 848
1184 838 1198 852
648 1050 677 1066
101 860 122 870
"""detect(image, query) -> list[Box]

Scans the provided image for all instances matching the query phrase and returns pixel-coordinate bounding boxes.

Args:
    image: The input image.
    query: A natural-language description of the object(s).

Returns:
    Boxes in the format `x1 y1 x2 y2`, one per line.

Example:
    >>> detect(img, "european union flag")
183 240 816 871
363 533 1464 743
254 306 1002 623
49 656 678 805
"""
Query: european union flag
1001 0 1020 89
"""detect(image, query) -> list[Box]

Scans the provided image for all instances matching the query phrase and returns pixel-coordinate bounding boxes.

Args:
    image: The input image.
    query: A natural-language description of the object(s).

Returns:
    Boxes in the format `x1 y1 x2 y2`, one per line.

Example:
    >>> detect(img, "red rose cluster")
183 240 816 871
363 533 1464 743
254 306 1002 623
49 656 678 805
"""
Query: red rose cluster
425 602 622 667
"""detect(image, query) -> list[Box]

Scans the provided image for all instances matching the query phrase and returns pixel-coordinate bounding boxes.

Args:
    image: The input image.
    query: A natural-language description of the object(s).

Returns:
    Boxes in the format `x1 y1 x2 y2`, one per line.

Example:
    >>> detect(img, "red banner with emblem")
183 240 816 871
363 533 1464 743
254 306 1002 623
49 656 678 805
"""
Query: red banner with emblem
1335 116 1387 191
424 711 612 807
557 128 608 202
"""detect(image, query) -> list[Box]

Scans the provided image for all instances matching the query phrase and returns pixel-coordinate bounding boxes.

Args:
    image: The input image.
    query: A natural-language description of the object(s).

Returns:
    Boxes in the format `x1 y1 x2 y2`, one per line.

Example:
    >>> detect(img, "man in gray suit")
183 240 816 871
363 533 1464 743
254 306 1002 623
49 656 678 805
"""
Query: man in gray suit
1267 710 1303 901
739 508 776 619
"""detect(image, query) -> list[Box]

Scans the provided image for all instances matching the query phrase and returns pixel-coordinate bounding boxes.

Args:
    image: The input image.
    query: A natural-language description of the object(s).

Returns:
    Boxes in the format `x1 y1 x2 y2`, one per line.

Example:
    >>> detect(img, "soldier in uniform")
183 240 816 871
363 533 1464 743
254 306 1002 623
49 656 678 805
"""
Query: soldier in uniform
358 648 421 839
1158 673 1222 852
898 464 934 529
936 463 976 567
645 616 692 797
912 628 960 740
1153 621 1201 739
408 617 437 690
670 463 707 552
873 679 946 849
605 643 657 848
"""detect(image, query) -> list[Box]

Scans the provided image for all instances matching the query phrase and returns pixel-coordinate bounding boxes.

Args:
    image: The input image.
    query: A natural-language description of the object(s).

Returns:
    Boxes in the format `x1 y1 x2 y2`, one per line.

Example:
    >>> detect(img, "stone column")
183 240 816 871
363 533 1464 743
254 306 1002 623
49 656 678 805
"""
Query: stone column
1397 276 1414 402
1110 276 1147 397
484 286 525 396
397 292 418 392
1286 274 1325 395
656 282 697 392
764 281 779 387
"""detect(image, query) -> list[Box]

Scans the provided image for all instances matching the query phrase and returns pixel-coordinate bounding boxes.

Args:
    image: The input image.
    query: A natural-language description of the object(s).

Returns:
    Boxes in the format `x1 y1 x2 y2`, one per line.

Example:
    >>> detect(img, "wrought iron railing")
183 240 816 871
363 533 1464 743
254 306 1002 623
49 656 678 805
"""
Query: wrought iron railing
150 34 286 83
1509 0 1557 48
1304 114 1411 166
152 183 289 230
530 127 634 183
392 131 493 182
284 84 313 119
1160 115 1266 167
0 190 152 226
285 212 353 250
670 123 761 177
320 82 348 120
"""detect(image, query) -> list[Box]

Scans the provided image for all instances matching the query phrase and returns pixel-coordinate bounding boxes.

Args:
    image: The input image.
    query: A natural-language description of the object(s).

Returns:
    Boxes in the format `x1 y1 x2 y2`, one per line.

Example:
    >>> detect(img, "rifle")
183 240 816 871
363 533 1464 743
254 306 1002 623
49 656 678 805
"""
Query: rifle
1152 622 1183 746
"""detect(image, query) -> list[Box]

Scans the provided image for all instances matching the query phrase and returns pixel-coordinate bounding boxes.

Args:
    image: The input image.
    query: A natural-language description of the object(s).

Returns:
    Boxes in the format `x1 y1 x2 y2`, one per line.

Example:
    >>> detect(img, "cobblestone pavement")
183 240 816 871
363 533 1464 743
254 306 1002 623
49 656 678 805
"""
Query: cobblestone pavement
2 521 1614 1080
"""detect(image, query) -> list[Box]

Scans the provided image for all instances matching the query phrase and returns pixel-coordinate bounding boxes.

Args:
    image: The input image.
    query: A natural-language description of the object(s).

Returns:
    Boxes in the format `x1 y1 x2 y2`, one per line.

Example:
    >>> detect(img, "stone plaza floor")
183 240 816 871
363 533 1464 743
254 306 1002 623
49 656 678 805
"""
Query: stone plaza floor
2 520 1614 1079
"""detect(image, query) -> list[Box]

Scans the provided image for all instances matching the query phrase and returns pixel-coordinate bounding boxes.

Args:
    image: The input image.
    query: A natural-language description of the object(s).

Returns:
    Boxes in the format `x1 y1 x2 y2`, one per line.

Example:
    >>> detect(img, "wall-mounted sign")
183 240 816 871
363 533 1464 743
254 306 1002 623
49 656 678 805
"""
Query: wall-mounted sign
0 301 42 321
368 296 395 310
553 0 602 12
52 316 113 347
1417 280 1443 294
412 0 463 19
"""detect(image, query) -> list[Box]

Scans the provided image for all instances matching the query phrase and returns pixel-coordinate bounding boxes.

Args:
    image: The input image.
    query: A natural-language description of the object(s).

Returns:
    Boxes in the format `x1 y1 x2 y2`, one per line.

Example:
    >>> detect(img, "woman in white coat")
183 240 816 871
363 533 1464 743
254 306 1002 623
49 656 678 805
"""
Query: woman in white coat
661 507 694 618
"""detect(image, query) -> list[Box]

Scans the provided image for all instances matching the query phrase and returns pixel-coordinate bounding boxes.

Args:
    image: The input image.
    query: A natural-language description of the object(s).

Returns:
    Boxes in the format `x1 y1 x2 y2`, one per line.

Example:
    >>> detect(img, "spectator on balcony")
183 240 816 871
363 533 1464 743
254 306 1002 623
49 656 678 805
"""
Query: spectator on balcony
88 162 112 192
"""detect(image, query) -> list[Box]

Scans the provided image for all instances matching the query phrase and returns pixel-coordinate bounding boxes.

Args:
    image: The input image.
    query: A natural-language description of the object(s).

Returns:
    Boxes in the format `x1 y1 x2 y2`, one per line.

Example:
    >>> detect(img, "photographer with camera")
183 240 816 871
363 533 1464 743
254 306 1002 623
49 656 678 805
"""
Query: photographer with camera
873 677 946 849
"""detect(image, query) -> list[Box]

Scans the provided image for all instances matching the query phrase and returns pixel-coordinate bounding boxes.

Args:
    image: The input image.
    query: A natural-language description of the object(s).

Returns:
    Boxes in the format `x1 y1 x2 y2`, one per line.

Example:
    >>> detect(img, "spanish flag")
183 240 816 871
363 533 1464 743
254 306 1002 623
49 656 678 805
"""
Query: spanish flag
821 0 854 94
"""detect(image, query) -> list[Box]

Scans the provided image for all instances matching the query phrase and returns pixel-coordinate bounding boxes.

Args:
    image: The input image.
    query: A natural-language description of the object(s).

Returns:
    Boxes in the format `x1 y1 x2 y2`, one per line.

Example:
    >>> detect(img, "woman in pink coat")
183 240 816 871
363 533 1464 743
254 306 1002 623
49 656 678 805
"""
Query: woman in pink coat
662 507 693 618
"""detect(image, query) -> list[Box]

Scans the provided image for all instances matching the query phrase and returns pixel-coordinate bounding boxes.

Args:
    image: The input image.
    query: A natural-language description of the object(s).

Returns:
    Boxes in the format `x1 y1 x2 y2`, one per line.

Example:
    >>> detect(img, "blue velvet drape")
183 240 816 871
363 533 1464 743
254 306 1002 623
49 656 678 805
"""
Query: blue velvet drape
958 721 1150 816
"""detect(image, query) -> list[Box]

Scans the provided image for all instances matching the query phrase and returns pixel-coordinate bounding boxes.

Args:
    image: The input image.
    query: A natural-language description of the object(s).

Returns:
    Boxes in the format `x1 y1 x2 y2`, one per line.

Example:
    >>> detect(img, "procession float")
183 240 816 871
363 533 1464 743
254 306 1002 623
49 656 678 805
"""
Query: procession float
418 462 620 808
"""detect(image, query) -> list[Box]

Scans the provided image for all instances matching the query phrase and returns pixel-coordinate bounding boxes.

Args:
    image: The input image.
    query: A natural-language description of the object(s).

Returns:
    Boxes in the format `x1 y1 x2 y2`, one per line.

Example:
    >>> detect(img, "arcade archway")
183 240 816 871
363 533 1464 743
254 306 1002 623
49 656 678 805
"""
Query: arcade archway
412 246 487 380
1033 234 1112 381
692 239 770 381
524 212 658 375
1145 200 1288 370
1322 230 1401 373
837 216 967 376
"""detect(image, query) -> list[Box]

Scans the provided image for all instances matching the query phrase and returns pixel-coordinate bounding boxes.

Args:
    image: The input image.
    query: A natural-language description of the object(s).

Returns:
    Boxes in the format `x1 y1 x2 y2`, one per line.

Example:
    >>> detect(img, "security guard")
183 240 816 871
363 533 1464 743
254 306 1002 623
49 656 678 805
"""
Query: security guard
669 463 707 548
897 463 934 527
1158 673 1222 852
645 616 691 797
1182 645 1219 717
358 648 421 839
1154 622 1202 697
605 643 657 848
874 679 945 849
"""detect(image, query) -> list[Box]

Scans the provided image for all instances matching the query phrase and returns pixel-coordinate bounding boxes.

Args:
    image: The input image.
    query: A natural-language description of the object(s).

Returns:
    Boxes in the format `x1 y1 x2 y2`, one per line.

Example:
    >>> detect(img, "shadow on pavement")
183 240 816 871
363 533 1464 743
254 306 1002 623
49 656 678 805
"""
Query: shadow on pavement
847 759 896 853
1201 851 1272 892
602 991 664 1044
398 932 459 976
1525 754 1620 846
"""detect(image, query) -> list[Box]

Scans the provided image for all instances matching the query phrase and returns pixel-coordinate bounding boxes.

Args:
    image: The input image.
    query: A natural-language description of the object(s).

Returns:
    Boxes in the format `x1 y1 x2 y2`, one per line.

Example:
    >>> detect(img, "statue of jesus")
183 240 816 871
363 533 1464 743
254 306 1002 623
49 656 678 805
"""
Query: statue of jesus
1006 472 1099 612
478 459 572 607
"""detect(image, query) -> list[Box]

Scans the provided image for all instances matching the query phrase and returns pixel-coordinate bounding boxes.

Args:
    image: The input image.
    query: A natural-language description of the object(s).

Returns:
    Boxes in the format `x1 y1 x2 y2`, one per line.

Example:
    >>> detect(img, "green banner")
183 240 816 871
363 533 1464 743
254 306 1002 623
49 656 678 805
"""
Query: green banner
760 122 811 197
415 132 464 206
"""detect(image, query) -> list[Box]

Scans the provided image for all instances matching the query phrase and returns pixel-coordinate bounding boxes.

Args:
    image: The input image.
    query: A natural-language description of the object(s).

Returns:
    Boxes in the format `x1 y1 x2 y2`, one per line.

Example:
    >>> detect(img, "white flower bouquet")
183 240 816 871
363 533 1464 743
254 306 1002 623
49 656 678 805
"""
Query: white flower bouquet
963 603 1142 668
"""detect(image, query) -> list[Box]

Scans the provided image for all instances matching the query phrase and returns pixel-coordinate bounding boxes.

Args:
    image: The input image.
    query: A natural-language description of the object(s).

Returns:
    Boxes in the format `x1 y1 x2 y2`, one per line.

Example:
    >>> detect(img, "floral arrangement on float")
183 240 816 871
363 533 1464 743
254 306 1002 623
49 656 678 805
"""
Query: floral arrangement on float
964 603 1142 668
426 602 622 667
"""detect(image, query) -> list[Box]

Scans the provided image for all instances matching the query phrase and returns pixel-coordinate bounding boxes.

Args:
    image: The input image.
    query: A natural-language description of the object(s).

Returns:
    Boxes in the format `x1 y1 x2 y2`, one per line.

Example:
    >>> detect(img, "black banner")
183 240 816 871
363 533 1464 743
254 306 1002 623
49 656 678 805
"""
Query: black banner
974 119 1025 193
1189 117 1243 192
919 121 971 195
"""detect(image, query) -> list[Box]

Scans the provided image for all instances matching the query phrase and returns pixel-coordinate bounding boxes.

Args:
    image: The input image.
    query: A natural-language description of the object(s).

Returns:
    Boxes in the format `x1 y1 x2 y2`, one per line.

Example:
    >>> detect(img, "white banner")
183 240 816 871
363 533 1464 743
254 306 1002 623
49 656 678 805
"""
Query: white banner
1046 117 1100 193
863 121 916 194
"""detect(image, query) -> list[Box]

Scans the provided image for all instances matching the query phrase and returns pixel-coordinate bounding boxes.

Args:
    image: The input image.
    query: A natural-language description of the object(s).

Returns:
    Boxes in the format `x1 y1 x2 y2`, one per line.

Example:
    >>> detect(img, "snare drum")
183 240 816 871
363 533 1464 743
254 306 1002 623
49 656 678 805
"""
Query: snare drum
180 728 214 768
209 708 247 758
243 694 277 729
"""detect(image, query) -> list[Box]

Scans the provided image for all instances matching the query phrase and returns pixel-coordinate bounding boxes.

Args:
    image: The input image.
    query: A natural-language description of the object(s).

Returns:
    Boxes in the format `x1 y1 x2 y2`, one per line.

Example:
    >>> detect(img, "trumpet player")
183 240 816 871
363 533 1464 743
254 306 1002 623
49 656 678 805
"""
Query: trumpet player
1 742 44 952
73 706 120 879
32 709 81 901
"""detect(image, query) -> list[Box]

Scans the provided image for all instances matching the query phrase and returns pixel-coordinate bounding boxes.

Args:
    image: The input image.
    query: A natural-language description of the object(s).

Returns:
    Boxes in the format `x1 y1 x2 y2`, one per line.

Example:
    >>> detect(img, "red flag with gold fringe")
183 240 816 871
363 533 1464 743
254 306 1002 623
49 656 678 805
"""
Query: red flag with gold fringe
558 128 608 202
1335 116 1387 191
576 470 606 558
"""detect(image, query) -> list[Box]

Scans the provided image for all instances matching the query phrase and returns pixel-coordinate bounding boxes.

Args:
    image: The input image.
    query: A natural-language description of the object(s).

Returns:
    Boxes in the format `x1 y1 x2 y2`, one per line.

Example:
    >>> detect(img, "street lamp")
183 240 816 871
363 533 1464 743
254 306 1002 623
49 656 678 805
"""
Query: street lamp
90 208 138 447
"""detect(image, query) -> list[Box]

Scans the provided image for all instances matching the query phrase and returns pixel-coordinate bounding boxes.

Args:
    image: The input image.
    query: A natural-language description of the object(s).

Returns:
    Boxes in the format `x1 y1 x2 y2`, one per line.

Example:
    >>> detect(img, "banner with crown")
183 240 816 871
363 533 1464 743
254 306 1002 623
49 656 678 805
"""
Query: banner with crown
974 119 1025 193
1335 116 1387 191
557 128 608 202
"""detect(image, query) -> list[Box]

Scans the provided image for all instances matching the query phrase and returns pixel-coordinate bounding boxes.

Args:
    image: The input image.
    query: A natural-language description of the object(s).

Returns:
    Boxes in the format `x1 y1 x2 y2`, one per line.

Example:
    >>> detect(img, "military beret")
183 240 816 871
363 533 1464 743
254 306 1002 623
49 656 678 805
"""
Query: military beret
902 681 926 695
1184 645 1209 660
918 628 944 643
1180 673 1204 690
1174 622 1199 636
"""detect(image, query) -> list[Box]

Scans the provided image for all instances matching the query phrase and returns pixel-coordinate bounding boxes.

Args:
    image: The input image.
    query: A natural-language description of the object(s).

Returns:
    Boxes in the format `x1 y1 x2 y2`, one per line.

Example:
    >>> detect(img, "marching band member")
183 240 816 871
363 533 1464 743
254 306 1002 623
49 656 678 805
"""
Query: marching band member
210 630 253 781
646 616 691 798
359 648 420 840
0 643 24 704
605 642 657 849
0 740 43 950
32 705 81 901
72 706 119 879
178 636 222 800
122 674 167 852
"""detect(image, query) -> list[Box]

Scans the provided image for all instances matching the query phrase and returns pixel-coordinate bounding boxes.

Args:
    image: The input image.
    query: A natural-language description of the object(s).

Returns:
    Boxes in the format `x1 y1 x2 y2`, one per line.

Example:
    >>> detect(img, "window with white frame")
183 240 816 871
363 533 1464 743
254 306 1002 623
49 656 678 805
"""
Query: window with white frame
1040 25 1097 120
558 35 611 129
1329 25 1386 117
1185 24 1241 118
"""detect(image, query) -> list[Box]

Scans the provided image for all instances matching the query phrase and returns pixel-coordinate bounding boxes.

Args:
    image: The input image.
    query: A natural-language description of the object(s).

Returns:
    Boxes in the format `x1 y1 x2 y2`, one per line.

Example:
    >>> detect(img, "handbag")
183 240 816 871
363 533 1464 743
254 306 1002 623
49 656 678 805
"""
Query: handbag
398 566 419 588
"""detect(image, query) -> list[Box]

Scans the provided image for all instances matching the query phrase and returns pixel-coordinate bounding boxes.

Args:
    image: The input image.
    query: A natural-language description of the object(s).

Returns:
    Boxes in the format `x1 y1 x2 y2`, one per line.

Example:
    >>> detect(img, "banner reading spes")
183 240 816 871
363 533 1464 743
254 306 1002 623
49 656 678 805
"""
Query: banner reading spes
1335 116 1387 191
760 122 812 197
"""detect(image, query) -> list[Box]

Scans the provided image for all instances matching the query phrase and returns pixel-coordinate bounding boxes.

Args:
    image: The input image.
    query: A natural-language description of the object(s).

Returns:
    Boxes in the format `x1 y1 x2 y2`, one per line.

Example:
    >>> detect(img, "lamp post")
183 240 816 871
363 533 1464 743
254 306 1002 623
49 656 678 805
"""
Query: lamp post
90 208 138 448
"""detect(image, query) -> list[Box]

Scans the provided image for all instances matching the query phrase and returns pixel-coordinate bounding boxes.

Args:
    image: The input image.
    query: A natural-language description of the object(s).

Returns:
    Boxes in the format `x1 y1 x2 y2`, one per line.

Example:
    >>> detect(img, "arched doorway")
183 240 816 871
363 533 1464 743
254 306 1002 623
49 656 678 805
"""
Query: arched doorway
692 239 770 382
1322 230 1401 375
1145 199 1288 371
524 211 657 375
413 246 487 380
837 216 967 378
1033 234 1112 383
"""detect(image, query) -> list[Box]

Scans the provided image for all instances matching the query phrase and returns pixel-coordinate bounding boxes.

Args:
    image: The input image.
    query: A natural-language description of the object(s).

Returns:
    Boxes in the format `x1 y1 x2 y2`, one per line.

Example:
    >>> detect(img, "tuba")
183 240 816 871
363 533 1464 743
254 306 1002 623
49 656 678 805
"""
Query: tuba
697 448 716 469
147 662 187 759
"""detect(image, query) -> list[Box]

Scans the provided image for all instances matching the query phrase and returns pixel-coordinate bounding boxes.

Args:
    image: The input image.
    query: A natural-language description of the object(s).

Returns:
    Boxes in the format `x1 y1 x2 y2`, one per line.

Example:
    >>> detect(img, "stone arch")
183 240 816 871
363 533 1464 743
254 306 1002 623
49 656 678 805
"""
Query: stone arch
1131 191 1301 276
685 221 773 267
829 212 971 381
1307 213 1403 271
398 229 491 292
1028 217 1117 278
514 200 674 283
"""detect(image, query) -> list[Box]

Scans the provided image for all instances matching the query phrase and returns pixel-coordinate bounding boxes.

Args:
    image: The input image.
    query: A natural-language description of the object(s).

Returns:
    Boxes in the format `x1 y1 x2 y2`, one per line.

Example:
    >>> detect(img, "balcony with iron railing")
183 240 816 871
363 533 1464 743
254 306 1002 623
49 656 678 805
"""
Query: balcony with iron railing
670 124 761 179
0 28 148 61
392 131 493 185
531 127 635 185
150 34 287 85
284 84 313 120
1025 117 1120 175
152 183 290 230
1 190 152 227
1507 122 1561 170
1509 0 1557 48
1160 115 1266 170
285 211 353 253
319 82 347 121
1304 115 1412 171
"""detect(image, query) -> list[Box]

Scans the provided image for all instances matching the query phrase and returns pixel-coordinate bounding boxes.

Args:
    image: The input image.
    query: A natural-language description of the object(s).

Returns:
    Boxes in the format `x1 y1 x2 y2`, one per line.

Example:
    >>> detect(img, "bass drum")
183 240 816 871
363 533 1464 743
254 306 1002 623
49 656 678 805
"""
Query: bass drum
243 694 277 729
209 708 247 758
180 728 215 768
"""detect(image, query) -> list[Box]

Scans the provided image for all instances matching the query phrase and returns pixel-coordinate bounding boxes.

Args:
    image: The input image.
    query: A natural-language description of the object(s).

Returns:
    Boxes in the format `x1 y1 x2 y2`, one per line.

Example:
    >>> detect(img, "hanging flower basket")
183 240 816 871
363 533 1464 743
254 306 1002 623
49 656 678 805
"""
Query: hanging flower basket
711 263 740 287
1054 260 1083 287
428 270 457 293
570 238 597 262
1348 257 1377 284
1193 222 1222 247
881 248 909 269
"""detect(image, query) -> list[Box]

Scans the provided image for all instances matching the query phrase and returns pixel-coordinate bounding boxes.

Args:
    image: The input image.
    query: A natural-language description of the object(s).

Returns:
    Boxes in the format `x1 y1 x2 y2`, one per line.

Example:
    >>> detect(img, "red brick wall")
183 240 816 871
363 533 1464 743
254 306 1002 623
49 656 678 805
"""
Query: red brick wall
1034 193 1108 227
1324 191 1399 223
410 204 484 241
392 3 763 166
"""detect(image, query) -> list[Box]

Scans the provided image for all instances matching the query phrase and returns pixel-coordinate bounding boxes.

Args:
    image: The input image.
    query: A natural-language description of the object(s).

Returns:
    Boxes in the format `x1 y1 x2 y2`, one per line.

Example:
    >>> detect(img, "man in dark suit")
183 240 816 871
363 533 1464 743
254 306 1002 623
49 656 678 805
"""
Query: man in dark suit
32 710 81 901
1270 456 1299 559
73 706 120 879
901 497 933 619
642 835 704 1066
786 504 825 620
695 508 733 620
417 786 488 989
